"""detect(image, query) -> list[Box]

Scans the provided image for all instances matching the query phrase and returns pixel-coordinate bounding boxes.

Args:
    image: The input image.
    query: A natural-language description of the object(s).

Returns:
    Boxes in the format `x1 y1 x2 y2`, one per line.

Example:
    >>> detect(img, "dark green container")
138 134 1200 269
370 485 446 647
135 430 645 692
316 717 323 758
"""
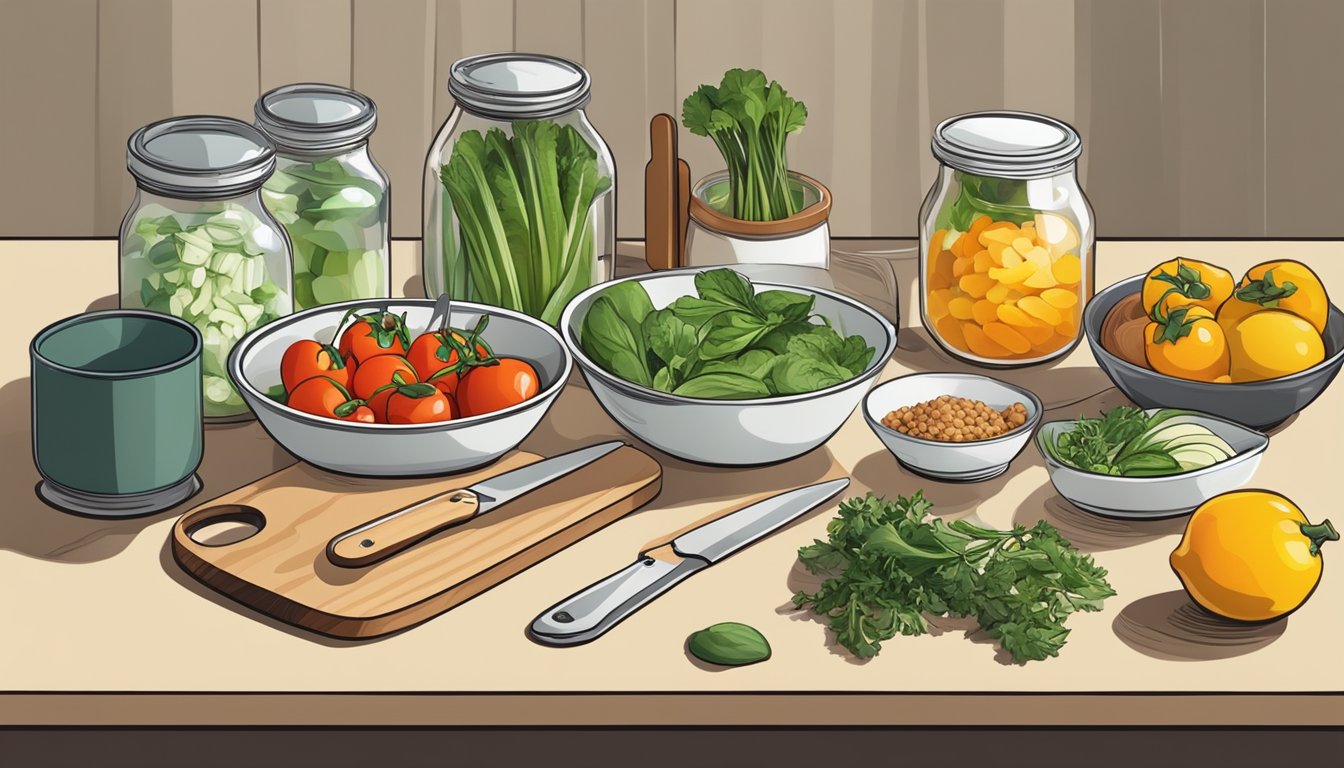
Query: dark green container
31 310 204 516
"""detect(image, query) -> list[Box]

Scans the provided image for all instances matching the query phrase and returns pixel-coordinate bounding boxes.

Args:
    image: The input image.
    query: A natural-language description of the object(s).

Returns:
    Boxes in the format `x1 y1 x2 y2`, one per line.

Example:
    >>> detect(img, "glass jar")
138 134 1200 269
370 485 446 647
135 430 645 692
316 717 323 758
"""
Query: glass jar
423 53 616 325
919 111 1094 367
120 116 293 421
255 83 390 311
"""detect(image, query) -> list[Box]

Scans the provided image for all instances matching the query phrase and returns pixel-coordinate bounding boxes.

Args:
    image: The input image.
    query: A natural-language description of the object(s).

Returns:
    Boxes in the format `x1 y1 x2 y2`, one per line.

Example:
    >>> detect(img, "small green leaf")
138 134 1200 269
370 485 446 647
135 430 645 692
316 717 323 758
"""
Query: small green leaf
687 622 771 667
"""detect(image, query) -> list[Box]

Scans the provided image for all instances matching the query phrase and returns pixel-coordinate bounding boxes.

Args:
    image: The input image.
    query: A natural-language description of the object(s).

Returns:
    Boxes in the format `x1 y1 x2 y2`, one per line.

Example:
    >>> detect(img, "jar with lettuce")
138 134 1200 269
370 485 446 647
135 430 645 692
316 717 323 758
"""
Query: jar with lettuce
255 83 390 311
920 111 1094 367
120 116 293 421
423 53 615 325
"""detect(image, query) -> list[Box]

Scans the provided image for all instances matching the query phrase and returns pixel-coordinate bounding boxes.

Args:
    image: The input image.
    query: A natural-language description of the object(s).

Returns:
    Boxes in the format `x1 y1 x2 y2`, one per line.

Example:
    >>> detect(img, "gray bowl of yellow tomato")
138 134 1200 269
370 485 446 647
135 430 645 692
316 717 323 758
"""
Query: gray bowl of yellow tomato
1085 259 1344 429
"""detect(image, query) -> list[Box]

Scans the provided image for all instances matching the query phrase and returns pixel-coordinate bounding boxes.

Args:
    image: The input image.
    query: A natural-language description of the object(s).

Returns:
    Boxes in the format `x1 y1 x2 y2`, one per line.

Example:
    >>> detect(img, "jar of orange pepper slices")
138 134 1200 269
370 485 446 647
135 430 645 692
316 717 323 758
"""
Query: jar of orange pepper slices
920 112 1094 366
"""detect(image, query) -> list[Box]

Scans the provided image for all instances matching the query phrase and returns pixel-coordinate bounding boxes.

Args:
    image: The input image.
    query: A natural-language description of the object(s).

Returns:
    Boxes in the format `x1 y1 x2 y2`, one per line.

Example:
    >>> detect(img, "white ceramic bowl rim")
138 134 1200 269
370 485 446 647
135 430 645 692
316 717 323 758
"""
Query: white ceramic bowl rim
1034 407 1270 482
229 298 573 433
1087 274 1344 387
560 271 897 407
863 372 1045 447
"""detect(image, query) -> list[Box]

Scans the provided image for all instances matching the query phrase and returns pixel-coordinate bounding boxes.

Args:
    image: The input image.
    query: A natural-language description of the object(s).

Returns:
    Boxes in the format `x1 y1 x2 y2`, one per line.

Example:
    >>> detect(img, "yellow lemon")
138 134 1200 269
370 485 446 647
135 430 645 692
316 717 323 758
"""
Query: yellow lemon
1226 309 1324 381
1171 491 1336 622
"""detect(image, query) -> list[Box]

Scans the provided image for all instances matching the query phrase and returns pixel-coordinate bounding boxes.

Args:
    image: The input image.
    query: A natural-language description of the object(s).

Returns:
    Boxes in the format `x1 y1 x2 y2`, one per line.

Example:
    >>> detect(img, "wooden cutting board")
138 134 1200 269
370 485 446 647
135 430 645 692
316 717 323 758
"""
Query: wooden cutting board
171 446 662 639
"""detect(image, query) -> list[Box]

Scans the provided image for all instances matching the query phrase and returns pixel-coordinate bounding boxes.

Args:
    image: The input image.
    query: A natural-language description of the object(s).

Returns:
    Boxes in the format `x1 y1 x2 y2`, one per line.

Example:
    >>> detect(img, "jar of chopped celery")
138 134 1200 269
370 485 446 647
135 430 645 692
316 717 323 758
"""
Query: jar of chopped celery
423 53 615 325
920 111 1094 367
120 116 293 421
255 83 390 311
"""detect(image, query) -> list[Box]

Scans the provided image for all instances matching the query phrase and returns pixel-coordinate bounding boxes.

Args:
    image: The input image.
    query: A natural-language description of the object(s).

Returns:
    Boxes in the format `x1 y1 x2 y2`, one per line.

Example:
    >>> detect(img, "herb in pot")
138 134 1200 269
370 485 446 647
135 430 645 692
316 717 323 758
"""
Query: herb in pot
439 120 613 325
682 68 808 222
579 269 874 399
794 493 1115 663
1041 407 1237 476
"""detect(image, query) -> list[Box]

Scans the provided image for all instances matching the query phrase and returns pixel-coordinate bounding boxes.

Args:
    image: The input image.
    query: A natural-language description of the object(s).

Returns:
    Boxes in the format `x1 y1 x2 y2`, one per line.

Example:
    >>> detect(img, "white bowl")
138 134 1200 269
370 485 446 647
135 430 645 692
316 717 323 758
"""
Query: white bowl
229 299 571 477
1034 409 1269 519
863 373 1043 482
560 269 897 466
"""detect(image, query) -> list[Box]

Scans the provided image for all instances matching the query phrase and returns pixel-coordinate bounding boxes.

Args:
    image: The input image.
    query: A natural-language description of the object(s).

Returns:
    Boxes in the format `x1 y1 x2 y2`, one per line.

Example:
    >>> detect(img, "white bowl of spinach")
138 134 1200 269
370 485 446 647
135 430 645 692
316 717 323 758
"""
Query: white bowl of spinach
1035 407 1269 519
561 268 896 466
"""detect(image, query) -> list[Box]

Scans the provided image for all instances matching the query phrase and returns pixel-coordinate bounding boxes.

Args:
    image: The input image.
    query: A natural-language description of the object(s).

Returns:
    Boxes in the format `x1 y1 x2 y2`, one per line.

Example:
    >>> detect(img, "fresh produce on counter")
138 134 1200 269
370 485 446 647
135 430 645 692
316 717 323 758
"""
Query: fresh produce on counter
438 120 612 325
1112 258 1331 383
1040 407 1237 477
121 205 291 417
262 157 389 311
687 622 771 667
925 212 1084 361
682 68 808 222
273 309 539 424
580 268 875 399
794 492 1114 663
880 395 1029 443
1171 490 1336 622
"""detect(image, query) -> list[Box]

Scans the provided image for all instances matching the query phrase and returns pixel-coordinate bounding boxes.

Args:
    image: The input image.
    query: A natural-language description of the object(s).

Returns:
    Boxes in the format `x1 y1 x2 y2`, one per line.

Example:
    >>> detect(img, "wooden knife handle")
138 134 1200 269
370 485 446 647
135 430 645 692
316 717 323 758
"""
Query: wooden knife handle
327 488 481 568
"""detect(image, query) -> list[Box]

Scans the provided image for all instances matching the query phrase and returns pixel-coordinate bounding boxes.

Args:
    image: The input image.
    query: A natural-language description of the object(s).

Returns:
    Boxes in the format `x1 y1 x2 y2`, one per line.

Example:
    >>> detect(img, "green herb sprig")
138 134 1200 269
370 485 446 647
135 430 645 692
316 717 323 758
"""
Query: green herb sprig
793 493 1115 663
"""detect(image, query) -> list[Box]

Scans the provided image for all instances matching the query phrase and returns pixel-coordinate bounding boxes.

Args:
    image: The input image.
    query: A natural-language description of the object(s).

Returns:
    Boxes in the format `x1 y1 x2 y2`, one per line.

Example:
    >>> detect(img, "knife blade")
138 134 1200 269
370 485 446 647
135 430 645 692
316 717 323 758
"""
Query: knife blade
326 441 625 568
528 477 850 646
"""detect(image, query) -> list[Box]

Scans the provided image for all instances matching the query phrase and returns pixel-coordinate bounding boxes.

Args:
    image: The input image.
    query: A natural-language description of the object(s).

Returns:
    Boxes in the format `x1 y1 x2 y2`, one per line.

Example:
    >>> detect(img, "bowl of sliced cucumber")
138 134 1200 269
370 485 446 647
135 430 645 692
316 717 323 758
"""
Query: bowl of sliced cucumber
1034 407 1269 519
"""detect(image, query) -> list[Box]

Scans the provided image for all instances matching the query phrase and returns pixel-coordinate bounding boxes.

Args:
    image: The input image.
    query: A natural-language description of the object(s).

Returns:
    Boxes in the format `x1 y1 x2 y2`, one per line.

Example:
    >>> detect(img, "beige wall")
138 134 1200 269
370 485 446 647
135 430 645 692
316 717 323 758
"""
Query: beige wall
1 0 1339 239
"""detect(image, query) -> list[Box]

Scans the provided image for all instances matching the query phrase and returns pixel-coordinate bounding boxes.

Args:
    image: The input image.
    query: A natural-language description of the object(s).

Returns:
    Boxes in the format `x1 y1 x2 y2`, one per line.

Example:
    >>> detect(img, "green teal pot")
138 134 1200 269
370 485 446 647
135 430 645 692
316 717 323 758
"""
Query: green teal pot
30 310 204 516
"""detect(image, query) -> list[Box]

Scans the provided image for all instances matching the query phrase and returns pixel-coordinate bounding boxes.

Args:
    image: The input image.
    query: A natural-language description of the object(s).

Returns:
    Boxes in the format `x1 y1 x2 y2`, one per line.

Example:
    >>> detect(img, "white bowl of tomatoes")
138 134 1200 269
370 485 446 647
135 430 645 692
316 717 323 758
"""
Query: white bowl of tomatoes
228 299 570 476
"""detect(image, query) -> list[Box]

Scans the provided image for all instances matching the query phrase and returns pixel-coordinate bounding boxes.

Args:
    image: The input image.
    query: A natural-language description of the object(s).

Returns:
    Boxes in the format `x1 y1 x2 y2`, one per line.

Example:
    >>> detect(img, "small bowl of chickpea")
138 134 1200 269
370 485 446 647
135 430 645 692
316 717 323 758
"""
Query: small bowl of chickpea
862 373 1043 482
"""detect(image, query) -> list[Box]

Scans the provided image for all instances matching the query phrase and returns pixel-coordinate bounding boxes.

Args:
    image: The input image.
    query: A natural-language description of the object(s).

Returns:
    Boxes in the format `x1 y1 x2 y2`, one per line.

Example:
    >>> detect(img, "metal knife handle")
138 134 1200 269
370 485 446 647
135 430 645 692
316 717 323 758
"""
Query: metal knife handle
327 488 480 568
529 544 707 646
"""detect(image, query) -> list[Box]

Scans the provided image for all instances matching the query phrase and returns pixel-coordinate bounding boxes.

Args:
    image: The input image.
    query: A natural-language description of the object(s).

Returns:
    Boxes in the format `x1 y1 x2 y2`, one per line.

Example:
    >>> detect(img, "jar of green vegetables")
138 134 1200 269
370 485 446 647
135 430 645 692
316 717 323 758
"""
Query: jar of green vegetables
255 83 390 311
423 53 615 325
120 116 293 421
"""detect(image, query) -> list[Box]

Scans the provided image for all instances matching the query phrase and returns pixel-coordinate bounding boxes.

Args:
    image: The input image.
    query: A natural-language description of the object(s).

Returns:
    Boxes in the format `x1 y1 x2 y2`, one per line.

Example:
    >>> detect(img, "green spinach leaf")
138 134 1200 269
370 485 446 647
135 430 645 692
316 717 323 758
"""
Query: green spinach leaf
672 372 771 399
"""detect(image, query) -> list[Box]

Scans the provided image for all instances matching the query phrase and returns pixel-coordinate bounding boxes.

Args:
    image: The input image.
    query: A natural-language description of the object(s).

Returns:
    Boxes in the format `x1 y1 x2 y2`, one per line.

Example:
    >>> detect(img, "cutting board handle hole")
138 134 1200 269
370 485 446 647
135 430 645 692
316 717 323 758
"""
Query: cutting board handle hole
184 505 266 547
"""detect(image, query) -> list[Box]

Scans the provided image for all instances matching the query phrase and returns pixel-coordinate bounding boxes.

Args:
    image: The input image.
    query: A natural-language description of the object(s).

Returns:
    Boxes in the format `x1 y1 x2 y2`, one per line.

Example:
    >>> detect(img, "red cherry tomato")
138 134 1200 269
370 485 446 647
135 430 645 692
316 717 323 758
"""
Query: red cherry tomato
385 383 456 424
280 339 350 392
338 311 411 364
350 354 418 401
455 358 540 418
286 376 365 422
339 405 376 424
406 330 488 395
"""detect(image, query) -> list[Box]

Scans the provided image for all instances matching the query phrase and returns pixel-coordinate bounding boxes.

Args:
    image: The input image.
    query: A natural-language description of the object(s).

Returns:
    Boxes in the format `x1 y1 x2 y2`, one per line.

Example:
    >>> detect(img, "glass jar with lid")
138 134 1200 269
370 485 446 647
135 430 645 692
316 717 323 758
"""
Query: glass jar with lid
120 116 293 421
423 53 616 325
920 111 1094 367
255 83 390 311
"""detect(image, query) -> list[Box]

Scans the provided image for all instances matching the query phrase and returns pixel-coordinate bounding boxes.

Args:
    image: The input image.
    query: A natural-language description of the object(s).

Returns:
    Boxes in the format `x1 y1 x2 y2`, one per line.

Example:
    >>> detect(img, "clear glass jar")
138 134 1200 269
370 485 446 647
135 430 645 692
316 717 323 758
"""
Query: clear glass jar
919 111 1094 367
120 116 293 421
255 83 390 311
423 53 616 325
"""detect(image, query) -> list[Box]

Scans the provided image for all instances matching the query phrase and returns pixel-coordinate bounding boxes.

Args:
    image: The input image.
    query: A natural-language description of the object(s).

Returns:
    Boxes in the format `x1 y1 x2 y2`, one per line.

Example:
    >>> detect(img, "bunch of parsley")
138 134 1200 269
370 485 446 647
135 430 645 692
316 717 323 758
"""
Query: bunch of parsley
793 493 1115 663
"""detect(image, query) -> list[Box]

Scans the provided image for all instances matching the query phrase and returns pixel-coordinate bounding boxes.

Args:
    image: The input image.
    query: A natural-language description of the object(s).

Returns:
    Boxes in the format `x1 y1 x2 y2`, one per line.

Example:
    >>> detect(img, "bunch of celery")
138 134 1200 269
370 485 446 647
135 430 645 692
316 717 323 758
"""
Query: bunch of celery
439 120 612 324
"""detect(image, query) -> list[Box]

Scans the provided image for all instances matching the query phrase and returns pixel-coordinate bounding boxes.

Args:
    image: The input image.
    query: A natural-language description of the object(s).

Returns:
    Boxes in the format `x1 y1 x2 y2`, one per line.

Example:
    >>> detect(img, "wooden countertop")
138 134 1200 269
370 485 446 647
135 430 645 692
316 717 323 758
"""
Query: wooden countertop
1 239 1340 727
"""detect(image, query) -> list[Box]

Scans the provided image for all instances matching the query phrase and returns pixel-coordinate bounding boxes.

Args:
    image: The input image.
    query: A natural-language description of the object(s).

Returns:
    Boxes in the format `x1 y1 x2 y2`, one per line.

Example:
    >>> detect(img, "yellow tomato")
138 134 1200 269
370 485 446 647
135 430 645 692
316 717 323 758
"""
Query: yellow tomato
1144 305 1230 382
1226 309 1324 382
1217 260 1329 336
1143 259 1235 315
1171 490 1337 622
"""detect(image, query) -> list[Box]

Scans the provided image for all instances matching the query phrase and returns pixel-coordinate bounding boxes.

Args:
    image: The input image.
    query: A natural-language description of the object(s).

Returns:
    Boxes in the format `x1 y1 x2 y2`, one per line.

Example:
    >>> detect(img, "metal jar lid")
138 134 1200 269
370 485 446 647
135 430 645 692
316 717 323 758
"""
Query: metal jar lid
448 53 591 120
931 111 1082 179
127 116 276 199
254 83 378 153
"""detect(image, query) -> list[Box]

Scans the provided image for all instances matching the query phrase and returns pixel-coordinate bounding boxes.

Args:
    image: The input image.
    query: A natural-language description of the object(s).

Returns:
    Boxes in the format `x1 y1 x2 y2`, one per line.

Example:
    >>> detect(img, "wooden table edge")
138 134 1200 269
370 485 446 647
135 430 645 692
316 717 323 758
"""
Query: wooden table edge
1 692 1338 727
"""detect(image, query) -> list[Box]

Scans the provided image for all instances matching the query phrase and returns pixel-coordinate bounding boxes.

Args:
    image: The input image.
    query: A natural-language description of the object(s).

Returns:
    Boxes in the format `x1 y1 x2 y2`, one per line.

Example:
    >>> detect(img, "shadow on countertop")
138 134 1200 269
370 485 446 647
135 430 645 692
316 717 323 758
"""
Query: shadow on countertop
1112 589 1286 661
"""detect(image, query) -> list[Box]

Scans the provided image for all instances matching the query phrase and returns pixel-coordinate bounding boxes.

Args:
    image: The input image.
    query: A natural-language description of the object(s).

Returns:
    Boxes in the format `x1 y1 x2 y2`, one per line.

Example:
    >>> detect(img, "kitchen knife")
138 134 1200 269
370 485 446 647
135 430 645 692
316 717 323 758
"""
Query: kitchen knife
528 477 850 646
327 440 625 568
